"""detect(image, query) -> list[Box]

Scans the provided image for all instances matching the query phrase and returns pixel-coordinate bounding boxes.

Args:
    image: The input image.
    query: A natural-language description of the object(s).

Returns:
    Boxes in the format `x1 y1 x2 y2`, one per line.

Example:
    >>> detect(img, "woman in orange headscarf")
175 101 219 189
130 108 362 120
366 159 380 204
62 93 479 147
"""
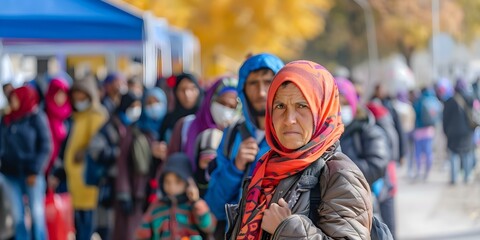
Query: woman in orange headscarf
226 61 373 239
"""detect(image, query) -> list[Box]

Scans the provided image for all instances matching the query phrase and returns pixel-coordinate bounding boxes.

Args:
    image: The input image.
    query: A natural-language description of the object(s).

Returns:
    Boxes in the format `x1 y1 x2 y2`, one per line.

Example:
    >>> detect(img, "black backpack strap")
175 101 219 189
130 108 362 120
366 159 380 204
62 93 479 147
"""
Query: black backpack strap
270 143 339 216
301 143 338 221
222 119 243 159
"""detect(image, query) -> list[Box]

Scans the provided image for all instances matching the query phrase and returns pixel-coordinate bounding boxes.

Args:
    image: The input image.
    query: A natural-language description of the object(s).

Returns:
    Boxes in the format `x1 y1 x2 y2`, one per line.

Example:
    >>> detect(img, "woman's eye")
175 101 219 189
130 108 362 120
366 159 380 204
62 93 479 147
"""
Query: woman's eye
298 104 309 109
274 104 285 109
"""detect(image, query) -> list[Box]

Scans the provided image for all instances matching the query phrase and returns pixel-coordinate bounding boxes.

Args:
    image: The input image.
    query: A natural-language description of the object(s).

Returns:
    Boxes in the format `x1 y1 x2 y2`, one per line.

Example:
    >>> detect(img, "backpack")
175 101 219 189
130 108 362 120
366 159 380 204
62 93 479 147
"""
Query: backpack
131 127 152 175
420 97 442 127
454 93 480 129
304 159 393 240
222 119 252 159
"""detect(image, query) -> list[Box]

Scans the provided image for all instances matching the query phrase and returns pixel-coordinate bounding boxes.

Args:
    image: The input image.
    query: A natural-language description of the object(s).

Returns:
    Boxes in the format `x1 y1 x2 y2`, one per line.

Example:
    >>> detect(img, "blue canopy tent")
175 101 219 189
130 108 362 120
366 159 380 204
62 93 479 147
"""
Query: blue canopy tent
0 0 143 41
0 0 176 86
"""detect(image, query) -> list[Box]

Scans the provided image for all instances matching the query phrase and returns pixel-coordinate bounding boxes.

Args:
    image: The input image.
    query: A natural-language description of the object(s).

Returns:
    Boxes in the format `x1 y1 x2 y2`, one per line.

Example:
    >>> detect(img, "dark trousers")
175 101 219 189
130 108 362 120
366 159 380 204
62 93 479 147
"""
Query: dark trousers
75 210 94 240
379 196 396 239
214 220 227 240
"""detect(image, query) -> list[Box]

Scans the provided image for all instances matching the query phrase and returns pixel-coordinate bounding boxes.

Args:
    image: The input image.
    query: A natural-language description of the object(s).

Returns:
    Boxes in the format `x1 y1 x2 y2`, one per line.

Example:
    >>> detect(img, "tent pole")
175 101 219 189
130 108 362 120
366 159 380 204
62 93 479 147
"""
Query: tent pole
143 12 157 87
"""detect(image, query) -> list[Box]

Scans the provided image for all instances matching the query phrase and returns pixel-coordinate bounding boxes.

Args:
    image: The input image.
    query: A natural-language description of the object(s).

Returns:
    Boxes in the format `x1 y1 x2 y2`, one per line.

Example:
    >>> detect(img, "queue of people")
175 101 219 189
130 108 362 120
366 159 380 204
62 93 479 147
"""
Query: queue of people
0 52 478 240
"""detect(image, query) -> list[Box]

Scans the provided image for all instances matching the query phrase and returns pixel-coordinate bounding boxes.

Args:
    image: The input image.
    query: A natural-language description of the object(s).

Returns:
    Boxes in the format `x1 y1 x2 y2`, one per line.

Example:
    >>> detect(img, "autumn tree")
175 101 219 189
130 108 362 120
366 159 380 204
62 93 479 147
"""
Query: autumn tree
457 0 480 42
304 0 466 69
302 0 366 70
372 0 463 66
121 0 332 77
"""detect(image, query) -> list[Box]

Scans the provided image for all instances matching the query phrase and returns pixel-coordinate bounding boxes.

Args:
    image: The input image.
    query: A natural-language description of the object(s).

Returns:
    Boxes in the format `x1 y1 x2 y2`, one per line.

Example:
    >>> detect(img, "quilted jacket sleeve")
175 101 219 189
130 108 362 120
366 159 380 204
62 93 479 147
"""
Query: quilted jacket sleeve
273 153 373 240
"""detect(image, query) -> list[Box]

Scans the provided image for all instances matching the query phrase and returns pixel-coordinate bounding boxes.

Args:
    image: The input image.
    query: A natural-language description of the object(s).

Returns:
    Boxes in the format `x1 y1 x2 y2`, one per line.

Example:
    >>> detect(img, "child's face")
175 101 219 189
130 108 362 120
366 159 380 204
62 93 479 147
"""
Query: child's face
163 173 187 197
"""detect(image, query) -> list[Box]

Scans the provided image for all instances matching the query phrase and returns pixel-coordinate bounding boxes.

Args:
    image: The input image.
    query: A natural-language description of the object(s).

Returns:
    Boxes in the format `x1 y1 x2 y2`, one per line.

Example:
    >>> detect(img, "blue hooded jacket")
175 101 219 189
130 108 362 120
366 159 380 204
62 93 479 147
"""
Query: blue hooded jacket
205 53 284 220
413 88 443 128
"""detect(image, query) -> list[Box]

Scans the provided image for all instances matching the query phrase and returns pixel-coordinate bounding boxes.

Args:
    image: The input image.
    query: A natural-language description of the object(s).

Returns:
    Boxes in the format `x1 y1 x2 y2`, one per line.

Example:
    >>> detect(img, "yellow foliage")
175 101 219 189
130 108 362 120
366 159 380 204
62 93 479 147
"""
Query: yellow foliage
122 0 332 77
371 0 463 52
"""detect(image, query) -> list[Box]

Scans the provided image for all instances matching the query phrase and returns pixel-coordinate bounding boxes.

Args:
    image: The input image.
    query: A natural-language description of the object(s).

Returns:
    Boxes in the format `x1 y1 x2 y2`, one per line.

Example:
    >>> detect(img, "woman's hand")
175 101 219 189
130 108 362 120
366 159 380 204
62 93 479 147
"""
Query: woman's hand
235 137 259 171
261 198 292 234
152 141 167 161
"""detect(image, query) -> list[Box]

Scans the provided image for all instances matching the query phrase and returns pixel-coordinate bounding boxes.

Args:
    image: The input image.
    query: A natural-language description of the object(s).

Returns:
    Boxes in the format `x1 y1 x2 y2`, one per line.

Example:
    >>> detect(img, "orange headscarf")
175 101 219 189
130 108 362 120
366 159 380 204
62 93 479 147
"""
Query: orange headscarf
237 60 344 239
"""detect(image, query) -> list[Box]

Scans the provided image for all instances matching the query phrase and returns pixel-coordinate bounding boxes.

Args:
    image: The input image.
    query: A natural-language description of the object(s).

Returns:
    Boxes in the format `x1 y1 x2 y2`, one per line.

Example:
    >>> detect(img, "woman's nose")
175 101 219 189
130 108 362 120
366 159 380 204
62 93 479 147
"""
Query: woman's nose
285 108 297 125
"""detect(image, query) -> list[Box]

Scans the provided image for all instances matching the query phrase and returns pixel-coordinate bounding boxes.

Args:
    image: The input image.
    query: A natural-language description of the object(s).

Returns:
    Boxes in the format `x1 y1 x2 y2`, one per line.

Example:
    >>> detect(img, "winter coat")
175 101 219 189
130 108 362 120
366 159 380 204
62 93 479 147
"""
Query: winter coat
443 92 476 153
64 78 108 210
136 196 216 240
228 149 373 239
113 123 152 240
340 108 390 186
382 98 407 161
44 79 72 175
204 118 270 221
0 111 51 176
368 103 400 163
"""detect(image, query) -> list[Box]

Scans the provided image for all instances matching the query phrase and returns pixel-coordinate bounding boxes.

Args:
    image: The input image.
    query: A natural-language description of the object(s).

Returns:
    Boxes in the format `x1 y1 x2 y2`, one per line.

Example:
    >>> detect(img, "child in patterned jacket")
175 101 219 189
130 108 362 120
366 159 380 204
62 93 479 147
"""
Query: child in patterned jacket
136 153 216 240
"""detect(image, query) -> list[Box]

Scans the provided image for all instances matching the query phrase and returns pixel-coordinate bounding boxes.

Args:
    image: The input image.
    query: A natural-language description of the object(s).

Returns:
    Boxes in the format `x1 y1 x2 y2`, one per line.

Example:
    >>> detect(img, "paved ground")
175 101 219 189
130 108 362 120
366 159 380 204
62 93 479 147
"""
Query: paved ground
396 146 480 240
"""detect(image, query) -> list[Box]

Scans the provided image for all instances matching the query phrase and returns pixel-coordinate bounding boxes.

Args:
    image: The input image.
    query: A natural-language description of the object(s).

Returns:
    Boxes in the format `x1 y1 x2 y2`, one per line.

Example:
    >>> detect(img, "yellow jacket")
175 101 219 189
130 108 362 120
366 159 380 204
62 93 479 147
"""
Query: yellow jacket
65 108 107 210
64 77 108 210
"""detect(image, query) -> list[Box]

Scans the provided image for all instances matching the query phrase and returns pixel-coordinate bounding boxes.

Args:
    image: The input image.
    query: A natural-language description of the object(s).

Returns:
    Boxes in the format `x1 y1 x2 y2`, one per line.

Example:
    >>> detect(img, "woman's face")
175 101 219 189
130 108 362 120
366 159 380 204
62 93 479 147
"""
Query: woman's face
176 79 200 109
272 83 314 150
54 90 67 106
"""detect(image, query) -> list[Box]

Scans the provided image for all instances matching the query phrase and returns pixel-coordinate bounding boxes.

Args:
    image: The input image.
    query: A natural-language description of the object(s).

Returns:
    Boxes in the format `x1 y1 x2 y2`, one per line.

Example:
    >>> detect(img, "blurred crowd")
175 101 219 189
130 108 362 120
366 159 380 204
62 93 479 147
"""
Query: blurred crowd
0 53 478 240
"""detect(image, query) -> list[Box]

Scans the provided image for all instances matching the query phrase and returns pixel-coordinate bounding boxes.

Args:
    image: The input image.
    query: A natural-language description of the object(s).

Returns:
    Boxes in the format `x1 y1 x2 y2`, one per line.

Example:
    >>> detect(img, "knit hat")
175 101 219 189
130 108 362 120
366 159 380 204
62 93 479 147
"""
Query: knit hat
103 72 124 85
161 153 193 184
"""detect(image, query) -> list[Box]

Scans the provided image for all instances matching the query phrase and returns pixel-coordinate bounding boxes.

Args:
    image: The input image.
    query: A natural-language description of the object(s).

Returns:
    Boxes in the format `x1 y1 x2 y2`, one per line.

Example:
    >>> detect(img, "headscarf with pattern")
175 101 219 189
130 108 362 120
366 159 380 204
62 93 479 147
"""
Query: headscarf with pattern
237 60 344 239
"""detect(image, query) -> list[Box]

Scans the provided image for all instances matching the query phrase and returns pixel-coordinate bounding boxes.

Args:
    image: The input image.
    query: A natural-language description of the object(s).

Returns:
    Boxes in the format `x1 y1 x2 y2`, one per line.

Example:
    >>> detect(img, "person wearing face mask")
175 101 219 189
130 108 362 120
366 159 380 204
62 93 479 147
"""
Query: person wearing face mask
336 77 390 186
168 77 240 158
169 77 241 201
136 88 168 208
63 76 108 240
113 92 153 240
138 88 168 140
335 77 390 226
83 90 162 240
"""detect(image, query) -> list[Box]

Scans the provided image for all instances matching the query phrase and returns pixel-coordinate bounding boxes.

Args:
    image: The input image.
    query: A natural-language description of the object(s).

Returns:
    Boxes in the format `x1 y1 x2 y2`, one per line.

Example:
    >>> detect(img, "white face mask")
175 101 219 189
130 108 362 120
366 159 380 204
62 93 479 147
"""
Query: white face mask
74 100 91 112
210 102 240 129
119 85 128 95
145 102 166 120
341 105 354 126
126 106 142 123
